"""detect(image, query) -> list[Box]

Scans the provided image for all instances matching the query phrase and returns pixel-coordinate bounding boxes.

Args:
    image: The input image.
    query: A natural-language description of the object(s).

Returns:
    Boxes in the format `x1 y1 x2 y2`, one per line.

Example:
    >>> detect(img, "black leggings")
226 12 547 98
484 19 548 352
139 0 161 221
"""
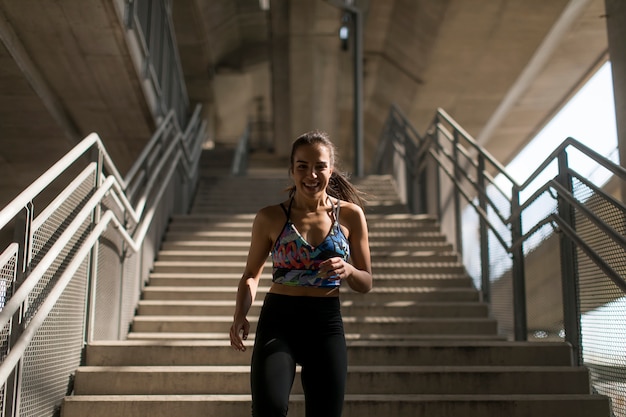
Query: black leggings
250 293 347 417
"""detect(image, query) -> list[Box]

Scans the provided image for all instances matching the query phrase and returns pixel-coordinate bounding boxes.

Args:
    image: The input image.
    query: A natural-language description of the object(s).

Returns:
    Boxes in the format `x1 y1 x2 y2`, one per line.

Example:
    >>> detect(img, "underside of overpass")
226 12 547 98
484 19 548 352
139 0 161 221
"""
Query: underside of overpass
0 0 616 210
171 0 611 168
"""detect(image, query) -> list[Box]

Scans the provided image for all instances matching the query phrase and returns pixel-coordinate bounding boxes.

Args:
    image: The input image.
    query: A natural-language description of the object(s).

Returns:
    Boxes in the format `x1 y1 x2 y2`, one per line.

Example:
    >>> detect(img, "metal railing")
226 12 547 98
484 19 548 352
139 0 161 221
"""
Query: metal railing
232 125 251 176
0 105 206 417
376 104 626 415
125 0 190 127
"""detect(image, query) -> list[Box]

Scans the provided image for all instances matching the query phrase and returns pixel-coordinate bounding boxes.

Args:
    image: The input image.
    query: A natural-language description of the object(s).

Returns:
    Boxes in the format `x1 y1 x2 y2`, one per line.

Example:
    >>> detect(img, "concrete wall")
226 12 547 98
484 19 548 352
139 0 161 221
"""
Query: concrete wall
604 0 626 203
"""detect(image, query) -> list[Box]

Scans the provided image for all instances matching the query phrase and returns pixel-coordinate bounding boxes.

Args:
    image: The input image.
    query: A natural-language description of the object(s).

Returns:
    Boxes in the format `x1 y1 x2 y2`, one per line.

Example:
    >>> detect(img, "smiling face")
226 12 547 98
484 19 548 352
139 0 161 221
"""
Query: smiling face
290 143 334 199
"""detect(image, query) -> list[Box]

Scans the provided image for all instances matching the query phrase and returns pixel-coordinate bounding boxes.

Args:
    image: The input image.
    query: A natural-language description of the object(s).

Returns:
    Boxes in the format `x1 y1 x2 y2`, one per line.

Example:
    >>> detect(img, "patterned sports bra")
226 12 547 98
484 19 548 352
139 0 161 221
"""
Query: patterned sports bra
271 198 350 288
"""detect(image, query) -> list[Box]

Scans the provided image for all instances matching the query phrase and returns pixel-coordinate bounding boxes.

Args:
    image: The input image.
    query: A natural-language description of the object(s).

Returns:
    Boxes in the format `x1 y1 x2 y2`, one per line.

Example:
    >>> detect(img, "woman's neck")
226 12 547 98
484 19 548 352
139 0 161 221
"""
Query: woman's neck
292 193 330 213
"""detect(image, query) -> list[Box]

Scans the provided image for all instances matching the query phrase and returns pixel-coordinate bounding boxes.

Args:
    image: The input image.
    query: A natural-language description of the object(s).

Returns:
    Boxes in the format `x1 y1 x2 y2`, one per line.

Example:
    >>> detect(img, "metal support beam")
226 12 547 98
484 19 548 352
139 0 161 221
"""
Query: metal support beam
353 8 364 177
329 0 364 177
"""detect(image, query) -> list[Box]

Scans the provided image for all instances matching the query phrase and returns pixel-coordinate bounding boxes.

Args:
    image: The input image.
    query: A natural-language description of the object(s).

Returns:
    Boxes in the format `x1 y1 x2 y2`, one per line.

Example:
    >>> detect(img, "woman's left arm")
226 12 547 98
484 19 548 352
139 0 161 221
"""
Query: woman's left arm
344 203 373 293
319 202 373 293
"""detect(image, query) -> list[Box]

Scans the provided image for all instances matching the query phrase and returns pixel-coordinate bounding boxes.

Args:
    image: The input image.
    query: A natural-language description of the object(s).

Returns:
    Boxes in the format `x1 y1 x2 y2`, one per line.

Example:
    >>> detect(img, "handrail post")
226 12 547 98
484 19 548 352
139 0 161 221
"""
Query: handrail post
403 120 415 213
353 7 364 177
511 186 527 340
557 151 582 365
5 203 34 417
477 156 491 303
416 153 427 214
84 145 103 345
452 130 463 257
432 117 443 222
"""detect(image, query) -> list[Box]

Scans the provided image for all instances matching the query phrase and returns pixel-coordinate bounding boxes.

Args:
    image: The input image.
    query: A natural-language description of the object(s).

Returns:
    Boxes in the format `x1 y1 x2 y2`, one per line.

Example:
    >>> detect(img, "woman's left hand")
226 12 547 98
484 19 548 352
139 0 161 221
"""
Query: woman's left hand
319 257 354 281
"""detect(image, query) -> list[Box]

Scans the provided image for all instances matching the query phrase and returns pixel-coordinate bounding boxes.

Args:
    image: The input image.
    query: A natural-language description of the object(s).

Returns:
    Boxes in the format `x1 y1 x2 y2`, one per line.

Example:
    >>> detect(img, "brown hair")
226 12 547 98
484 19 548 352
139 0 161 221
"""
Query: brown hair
288 130 366 208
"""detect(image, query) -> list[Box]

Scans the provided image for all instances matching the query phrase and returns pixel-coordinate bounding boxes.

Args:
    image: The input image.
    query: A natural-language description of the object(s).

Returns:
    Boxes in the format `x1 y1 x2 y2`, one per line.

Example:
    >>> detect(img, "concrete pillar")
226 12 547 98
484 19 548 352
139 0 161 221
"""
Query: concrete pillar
604 0 626 202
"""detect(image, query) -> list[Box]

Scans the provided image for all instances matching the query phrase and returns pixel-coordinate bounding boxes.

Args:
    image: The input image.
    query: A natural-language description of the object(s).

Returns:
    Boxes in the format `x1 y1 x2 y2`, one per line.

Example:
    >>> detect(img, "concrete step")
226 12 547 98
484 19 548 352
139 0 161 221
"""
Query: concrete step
163 231 253 242
362 202 411 214
129 315 498 336
159 240 455 252
167 216 440 225
360 241 456 251
84 340 575 367
73 365 591 395
150 260 466 274
155 252 252 263
125 332 508 342
167 212 439 225
61 394 611 417
170 213 256 223
155 250 460 263
368 231 448 241
140 286 481 302
165 221 443 234
146 272 474 288
162 230 449 243
135 300 489 318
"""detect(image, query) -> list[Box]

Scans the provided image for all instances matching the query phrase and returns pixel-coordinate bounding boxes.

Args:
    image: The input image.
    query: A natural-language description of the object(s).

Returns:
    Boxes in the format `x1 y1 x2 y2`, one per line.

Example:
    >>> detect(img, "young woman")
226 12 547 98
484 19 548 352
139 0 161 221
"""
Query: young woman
229 130 373 417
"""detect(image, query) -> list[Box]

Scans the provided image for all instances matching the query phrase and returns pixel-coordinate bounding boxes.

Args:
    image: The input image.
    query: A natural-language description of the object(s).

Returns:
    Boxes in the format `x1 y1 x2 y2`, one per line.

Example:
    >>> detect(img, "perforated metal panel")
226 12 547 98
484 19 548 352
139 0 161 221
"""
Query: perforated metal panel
0 244 18 417
91 224 125 341
26 169 95 327
18 258 88 417
571 174 626 416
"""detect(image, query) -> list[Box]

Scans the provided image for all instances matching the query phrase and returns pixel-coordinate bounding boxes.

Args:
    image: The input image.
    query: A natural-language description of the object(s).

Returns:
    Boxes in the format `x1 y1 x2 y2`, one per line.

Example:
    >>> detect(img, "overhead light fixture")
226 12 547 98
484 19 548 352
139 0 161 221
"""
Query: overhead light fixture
259 0 269 11
339 13 350 51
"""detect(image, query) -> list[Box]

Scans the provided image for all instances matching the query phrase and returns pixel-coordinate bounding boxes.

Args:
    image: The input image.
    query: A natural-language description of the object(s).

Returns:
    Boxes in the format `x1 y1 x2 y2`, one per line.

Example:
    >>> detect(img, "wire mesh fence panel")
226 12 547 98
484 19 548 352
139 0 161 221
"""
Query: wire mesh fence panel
0 244 18 417
462 205 482 289
523 230 565 342
579 253 626 417
571 174 626 416
26 168 95 327
488 233 514 339
92 225 125 341
18 259 88 417
520 187 566 342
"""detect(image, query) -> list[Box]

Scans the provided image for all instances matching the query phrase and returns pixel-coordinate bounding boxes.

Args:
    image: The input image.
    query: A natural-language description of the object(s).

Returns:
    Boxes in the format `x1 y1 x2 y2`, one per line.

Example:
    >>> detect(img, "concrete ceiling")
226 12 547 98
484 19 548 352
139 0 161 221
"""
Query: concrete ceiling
0 0 155 208
172 0 609 170
0 0 611 207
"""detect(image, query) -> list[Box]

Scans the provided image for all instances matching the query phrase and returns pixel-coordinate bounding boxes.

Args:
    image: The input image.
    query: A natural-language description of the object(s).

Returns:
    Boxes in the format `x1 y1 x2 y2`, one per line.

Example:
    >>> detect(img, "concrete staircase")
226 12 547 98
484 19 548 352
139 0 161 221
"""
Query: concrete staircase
62 157 611 416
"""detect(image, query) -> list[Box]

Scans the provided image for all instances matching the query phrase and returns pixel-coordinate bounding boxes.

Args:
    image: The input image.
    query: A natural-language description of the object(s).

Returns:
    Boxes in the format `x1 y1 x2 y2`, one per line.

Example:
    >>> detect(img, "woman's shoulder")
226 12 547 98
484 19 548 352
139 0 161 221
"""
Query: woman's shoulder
336 199 366 228
255 201 290 223
336 199 365 217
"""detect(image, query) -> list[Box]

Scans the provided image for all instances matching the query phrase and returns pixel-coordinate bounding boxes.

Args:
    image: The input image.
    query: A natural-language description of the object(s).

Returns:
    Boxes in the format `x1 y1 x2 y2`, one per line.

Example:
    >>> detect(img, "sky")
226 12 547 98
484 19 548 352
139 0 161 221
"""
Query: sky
497 61 618 192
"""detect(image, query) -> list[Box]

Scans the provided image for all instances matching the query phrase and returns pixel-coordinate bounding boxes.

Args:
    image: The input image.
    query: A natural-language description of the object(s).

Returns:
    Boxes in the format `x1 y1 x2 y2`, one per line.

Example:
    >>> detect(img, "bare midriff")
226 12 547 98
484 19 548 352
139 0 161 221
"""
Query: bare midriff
268 282 340 297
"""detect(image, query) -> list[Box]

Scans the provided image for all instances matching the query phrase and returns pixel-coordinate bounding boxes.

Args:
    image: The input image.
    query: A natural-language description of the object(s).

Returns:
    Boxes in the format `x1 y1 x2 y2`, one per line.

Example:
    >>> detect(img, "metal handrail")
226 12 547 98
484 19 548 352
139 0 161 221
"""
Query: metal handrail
0 149 190 384
0 106 202 234
427 125 513 226
125 0 190 127
433 108 516 184
377 104 626 349
0 134 121 231
0 104 206 412
232 125 251 176
549 212 626 294
519 136 626 190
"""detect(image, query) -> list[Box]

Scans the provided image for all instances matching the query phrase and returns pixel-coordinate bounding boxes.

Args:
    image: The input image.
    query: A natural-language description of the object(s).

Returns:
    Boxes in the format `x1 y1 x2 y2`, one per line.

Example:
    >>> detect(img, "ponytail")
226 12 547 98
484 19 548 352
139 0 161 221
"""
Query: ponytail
327 171 366 209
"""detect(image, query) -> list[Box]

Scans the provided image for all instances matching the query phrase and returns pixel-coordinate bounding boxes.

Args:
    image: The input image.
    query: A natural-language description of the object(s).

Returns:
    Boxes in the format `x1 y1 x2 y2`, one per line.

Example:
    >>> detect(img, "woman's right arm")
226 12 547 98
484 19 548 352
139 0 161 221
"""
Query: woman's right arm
229 208 274 351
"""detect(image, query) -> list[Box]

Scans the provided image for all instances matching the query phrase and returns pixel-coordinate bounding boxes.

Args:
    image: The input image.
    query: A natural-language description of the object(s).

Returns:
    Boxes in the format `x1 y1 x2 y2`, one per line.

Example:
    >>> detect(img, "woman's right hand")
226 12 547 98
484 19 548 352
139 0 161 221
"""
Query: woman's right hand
230 316 250 352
